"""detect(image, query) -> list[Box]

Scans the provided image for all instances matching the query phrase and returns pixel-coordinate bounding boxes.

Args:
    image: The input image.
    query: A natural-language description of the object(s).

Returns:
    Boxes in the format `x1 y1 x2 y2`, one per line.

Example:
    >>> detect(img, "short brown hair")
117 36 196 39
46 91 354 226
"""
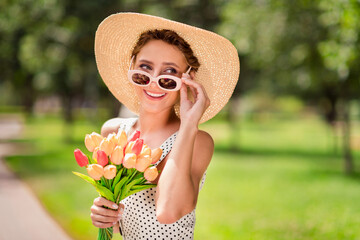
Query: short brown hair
131 29 200 71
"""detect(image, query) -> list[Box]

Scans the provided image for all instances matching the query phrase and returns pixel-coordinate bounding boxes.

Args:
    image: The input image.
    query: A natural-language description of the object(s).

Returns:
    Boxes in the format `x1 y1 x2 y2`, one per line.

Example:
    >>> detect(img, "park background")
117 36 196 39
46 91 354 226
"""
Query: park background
1 0 360 239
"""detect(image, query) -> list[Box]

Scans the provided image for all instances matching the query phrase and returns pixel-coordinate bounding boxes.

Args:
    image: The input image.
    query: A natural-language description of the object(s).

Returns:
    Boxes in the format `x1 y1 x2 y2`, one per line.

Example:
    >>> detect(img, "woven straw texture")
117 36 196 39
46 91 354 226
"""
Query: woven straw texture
95 12 240 123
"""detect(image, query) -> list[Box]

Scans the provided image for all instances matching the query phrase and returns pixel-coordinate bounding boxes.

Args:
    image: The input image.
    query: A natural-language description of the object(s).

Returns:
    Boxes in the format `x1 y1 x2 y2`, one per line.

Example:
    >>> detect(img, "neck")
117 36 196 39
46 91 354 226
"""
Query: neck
136 108 179 135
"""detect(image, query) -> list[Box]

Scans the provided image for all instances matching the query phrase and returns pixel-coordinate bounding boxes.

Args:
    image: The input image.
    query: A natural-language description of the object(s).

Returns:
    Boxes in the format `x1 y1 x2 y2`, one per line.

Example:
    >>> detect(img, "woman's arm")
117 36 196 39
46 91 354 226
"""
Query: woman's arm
155 73 214 224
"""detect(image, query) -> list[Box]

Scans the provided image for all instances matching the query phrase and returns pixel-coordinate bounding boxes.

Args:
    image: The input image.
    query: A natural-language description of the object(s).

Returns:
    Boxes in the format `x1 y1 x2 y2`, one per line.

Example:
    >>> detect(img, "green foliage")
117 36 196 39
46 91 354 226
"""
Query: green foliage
4 114 360 239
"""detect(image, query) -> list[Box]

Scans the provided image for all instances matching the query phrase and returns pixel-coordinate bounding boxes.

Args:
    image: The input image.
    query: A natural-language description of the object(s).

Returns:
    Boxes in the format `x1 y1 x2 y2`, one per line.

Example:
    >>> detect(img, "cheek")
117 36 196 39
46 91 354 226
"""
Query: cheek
134 86 144 97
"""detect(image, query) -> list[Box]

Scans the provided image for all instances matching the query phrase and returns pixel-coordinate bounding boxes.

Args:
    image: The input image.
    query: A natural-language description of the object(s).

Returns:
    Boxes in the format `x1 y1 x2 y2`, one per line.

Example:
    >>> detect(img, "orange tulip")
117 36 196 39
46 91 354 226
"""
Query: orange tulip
125 141 135 154
100 137 115 156
86 164 104 180
139 144 151 158
74 149 89 167
85 134 96 152
151 148 163 164
123 153 137 169
103 165 117 179
92 147 100 161
84 132 103 152
144 166 159 181
111 146 124 165
116 130 128 148
135 155 152 172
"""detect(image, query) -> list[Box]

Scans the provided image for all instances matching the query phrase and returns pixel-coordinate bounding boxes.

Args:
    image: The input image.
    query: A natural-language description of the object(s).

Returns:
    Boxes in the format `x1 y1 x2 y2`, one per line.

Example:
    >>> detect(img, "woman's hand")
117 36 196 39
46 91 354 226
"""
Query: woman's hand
90 197 124 228
179 73 210 126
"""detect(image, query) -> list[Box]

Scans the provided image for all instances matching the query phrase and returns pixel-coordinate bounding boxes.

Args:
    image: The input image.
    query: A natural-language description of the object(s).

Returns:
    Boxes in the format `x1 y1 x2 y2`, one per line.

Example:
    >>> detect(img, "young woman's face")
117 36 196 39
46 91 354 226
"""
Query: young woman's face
133 40 188 114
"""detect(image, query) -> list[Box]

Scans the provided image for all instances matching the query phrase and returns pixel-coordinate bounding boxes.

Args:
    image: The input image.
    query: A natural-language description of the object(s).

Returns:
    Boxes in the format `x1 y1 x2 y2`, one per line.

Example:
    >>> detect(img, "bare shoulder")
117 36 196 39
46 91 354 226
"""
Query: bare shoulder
193 129 214 167
101 118 125 137
195 129 214 151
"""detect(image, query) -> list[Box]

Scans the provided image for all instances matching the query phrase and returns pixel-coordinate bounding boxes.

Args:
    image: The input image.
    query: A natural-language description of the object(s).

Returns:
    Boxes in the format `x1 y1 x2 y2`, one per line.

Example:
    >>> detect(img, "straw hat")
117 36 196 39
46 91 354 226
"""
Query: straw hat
95 12 240 123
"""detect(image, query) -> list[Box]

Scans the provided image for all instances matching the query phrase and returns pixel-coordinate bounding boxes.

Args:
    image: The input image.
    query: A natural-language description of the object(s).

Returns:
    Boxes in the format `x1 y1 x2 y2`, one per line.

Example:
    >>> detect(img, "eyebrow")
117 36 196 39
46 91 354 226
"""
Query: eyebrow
138 59 180 69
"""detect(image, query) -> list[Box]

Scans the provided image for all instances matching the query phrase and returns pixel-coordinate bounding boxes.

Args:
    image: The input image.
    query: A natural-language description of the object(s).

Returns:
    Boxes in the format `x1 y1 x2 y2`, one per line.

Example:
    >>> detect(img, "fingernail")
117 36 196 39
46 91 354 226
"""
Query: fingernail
112 204 118 209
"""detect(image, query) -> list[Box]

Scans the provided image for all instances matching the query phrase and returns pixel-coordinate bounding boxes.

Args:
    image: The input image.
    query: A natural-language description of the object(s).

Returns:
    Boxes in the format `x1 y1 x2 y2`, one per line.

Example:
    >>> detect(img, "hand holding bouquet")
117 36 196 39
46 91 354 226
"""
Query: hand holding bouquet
73 129 162 240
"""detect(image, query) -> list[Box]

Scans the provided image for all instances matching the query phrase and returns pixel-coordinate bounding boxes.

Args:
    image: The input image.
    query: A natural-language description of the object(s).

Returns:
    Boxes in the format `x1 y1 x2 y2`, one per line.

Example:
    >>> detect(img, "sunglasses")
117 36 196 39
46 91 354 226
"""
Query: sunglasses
128 57 191 91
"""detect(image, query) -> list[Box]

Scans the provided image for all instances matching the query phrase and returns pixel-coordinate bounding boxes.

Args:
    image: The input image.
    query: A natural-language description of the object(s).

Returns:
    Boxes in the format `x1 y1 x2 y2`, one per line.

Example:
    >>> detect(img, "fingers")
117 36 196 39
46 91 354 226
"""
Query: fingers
91 197 124 228
94 197 119 210
181 77 210 107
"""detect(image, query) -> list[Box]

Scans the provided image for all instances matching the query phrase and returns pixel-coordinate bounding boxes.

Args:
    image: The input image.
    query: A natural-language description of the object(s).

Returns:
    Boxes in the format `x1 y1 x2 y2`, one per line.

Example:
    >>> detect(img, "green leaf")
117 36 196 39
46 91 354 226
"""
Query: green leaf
73 171 97 187
114 176 129 202
95 184 115 202
112 167 124 189
125 184 156 198
120 177 143 200
73 172 115 202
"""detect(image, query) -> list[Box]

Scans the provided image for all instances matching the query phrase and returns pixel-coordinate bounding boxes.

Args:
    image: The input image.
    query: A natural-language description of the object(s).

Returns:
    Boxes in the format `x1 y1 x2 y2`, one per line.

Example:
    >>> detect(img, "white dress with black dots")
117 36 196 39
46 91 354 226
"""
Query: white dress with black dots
118 118 206 240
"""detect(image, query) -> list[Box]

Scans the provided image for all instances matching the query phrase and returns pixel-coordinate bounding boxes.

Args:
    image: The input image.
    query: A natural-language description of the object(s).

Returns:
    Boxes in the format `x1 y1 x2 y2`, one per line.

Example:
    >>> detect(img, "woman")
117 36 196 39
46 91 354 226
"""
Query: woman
90 13 239 239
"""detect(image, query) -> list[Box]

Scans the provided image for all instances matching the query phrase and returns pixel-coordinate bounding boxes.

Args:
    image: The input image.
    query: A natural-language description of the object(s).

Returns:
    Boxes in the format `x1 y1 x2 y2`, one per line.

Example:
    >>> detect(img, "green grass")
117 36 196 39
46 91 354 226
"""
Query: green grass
4 113 360 240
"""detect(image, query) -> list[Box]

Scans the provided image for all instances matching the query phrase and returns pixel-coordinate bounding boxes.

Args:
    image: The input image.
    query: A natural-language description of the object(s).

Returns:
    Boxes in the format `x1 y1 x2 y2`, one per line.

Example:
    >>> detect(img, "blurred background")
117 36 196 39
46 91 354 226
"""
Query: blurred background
1 0 360 239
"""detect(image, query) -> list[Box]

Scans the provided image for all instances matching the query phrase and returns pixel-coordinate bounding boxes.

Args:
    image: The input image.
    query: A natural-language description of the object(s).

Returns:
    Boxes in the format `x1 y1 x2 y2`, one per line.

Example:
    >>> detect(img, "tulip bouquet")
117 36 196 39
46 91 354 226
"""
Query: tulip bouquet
73 129 162 240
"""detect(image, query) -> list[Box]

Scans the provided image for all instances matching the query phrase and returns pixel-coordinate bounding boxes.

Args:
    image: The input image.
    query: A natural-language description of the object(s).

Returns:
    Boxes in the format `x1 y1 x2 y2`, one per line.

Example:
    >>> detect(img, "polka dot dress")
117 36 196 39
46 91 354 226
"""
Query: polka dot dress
118 118 206 240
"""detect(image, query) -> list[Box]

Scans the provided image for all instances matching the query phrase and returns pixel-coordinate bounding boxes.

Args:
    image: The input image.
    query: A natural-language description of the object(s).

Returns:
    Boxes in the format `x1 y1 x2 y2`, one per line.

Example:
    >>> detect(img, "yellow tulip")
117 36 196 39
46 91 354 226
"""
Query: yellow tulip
123 153 137 169
144 166 159 181
125 141 135 154
116 130 128 148
151 148 163 164
111 146 124 165
86 164 104 180
100 137 116 156
135 155 152 172
103 165 117 179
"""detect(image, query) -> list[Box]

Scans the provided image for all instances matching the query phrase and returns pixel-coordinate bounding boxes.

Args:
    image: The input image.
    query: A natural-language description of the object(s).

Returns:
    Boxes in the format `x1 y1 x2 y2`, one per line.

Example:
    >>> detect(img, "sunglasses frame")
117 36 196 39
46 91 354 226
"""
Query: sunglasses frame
127 56 191 92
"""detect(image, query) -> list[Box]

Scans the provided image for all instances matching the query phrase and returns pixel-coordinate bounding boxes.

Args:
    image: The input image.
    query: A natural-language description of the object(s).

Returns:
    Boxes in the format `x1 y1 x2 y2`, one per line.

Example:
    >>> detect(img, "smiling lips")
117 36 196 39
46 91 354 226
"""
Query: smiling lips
144 90 166 99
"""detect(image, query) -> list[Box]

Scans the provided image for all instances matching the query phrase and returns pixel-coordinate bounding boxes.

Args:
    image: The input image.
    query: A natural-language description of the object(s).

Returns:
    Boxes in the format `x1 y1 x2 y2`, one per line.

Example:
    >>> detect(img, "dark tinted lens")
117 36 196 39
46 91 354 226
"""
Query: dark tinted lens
132 73 150 85
159 78 177 89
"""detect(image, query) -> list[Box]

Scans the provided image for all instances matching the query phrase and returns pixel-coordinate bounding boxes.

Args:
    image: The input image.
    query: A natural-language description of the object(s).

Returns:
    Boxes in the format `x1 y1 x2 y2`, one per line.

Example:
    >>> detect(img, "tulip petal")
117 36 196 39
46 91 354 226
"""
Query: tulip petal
74 149 89 167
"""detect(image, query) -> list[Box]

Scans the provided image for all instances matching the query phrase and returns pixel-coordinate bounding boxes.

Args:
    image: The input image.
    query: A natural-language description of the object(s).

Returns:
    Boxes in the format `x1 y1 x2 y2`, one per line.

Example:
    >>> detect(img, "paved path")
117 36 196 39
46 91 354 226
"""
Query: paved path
0 115 73 240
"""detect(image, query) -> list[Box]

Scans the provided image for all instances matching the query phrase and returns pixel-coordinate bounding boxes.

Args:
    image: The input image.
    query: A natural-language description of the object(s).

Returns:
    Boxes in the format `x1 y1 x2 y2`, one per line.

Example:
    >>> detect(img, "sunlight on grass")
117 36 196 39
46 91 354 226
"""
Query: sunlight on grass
5 114 360 240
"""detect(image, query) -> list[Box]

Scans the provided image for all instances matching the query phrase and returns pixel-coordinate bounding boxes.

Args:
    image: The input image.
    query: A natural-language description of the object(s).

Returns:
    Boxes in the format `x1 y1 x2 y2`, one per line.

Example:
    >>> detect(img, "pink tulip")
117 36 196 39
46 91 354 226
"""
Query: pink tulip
123 153 137 169
74 149 88 167
144 166 159 182
86 164 104 180
132 139 143 156
103 165 117 179
111 146 124 165
97 150 108 166
151 148 163 164
129 130 140 142
135 155 152 172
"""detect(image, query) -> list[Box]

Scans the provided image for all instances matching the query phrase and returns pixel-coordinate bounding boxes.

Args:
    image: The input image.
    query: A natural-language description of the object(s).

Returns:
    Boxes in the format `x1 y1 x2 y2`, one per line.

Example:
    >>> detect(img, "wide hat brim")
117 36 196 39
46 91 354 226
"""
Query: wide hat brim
95 12 240 123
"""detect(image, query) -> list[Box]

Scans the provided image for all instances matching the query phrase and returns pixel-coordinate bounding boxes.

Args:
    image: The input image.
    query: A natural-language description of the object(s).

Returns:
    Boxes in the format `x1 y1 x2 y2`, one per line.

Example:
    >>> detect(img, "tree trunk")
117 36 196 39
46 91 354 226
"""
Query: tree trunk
341 99 353 174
